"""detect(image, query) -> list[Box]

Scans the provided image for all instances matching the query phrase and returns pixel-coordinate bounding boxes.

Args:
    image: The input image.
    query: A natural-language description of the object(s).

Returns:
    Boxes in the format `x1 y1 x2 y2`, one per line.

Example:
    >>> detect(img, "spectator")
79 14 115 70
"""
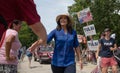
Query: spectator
96 28 117 73
26 48 33 68
20 46 26 61
0 20 22 73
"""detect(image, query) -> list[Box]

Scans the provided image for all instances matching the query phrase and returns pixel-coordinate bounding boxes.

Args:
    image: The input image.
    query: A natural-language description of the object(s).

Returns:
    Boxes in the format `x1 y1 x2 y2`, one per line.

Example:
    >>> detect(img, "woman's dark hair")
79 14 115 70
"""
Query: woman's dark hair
9 19 21 29
56 16 73 34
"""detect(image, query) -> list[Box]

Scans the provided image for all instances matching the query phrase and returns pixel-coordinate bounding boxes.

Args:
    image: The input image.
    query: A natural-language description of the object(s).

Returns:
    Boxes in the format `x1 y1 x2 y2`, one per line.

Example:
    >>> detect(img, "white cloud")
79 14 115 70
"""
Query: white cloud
34 0 74 34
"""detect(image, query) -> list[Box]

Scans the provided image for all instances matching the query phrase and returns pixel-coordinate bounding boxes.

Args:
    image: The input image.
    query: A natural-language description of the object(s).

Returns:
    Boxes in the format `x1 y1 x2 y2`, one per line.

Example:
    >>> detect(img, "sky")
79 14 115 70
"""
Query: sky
34 0 74 34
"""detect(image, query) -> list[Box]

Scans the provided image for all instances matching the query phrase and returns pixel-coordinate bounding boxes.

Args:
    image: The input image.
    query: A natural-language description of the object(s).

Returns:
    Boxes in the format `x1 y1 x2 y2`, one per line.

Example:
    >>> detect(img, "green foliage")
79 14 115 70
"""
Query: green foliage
68 0 120 45
68 0 92 35
19 22 38 48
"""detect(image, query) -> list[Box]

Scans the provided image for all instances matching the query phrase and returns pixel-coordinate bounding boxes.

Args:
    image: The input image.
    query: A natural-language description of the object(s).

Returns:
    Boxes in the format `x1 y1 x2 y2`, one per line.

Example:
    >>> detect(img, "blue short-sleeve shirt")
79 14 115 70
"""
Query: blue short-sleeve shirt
47 29 79 67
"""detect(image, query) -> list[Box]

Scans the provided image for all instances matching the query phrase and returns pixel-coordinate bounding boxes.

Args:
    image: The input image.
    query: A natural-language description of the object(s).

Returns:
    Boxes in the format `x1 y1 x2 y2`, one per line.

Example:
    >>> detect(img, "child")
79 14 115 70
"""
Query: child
26 49 33 68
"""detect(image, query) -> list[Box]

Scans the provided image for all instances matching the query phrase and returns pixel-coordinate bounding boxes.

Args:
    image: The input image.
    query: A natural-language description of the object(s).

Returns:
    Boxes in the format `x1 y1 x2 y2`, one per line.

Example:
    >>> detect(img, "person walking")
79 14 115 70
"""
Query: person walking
26 48 33 68
96 28 118 73
0 20 22 73
47 14 83 73
20 46 27 61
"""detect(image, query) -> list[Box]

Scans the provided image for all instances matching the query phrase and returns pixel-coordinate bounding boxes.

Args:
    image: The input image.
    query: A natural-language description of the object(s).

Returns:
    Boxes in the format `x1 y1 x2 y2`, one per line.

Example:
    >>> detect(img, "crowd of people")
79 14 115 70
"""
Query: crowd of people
0 0 119 73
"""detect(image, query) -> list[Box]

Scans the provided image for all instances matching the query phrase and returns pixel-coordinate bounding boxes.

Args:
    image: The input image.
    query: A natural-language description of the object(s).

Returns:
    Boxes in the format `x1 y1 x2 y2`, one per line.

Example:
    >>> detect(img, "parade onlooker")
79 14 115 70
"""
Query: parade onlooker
96 32 105 73
26 49 33 68
47 14 83 73
0 0 47 51
18 48 22 60
96 28 117 73
0 20 22 73
20 46 26 61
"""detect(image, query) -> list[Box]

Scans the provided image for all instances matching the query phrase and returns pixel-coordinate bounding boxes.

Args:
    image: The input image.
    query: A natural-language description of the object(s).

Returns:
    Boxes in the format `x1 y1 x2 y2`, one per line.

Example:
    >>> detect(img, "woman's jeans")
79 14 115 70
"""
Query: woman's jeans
51 63 76 73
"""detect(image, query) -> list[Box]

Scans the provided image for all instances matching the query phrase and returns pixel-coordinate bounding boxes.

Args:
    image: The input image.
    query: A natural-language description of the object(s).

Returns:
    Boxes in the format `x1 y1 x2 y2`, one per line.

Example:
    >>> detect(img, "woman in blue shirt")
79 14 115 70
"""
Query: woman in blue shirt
47 14 82 73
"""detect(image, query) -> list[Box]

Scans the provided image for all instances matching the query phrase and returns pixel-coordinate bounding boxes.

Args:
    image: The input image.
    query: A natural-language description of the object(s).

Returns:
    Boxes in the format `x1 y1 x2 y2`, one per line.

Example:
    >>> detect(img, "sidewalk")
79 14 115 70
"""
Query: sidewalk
18 56 96 73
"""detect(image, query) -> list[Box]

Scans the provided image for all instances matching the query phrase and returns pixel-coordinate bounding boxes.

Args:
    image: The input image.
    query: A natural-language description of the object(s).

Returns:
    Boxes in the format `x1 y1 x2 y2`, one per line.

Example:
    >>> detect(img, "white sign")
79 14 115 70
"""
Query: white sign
83 24 96 36
87 40 99 51
77 7 93 24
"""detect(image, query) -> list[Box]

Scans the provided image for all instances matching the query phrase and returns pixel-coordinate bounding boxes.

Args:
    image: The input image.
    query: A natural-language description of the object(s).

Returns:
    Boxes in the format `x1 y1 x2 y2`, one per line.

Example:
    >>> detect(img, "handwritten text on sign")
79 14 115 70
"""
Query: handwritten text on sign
83 24 96 36
87 40 99 51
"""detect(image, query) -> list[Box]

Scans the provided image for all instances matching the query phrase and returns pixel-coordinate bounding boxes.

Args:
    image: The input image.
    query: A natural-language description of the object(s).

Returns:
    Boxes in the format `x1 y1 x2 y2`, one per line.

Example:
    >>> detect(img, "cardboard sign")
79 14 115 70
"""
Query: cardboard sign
87 40 99 51
77 7 93 24
83 24 96 36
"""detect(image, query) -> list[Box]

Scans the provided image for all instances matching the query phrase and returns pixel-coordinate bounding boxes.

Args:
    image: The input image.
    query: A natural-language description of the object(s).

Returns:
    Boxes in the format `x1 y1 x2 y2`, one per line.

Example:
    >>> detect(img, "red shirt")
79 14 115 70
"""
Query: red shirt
0 0 40 40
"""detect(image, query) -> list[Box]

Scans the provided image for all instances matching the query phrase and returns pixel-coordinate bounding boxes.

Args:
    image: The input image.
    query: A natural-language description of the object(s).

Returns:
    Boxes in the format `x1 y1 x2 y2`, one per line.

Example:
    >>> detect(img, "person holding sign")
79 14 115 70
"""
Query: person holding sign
96 28 117 73
47 14 83 73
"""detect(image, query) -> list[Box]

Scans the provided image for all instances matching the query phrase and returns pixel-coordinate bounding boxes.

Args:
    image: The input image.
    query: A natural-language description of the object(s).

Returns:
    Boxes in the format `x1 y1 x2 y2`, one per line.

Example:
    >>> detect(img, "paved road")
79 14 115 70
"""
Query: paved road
18 56 96 73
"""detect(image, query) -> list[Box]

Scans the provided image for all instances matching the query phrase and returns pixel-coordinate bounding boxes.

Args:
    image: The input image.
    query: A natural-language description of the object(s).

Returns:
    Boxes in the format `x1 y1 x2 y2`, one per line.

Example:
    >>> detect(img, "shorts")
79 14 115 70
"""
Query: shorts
26 50 32 57
101 57 117 67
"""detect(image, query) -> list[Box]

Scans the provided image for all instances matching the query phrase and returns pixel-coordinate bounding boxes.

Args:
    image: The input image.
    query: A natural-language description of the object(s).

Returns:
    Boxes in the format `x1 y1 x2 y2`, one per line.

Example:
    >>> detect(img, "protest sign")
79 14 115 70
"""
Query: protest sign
87 40 99 51
83 24 96 36
77 7 93 24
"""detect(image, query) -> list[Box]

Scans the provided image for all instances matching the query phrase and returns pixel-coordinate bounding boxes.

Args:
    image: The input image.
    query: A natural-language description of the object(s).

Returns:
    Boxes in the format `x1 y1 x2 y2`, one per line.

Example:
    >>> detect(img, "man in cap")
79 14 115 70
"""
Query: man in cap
96 28 118 73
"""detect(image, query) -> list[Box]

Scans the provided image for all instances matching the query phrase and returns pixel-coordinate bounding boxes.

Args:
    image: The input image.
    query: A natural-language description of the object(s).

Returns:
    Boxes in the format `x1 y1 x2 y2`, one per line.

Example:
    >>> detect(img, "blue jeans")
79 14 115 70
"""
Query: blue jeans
51 63 76 73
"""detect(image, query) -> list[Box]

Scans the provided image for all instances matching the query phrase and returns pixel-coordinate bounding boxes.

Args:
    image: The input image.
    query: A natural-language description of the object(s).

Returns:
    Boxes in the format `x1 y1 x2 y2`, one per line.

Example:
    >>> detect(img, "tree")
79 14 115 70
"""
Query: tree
68 0 120 45
19 22 38 48
68 0 92 34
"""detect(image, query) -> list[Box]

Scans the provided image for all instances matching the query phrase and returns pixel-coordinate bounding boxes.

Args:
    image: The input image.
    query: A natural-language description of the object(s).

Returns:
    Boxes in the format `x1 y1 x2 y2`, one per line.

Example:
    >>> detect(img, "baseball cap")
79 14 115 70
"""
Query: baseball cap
104 28 111 32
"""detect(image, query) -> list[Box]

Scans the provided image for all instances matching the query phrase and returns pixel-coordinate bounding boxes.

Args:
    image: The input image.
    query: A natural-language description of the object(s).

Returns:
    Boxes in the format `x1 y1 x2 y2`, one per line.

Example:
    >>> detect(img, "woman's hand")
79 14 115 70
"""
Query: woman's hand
110 47 115 51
